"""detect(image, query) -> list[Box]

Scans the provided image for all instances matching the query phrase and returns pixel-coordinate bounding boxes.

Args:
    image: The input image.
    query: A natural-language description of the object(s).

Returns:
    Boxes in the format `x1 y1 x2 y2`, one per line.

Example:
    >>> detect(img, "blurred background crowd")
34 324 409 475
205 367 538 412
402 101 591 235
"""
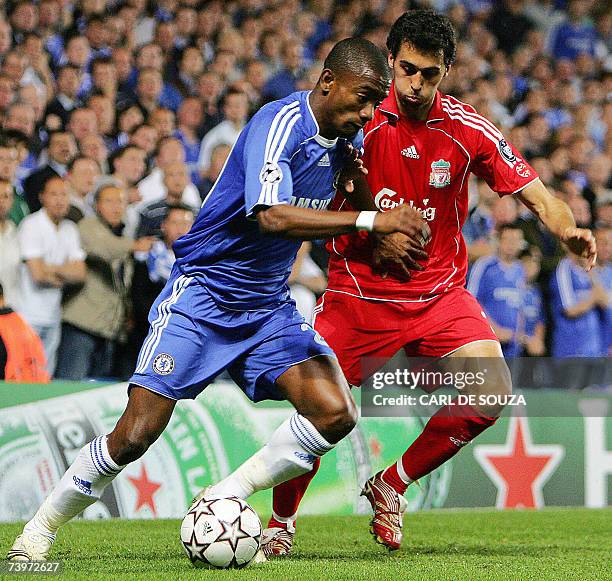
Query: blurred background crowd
0 0 609 382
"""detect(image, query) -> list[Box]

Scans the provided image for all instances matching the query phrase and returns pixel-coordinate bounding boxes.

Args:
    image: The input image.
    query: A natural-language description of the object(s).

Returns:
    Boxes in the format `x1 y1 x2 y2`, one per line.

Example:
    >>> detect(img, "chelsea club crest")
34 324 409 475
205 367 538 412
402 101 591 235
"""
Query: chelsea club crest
153 353 175 375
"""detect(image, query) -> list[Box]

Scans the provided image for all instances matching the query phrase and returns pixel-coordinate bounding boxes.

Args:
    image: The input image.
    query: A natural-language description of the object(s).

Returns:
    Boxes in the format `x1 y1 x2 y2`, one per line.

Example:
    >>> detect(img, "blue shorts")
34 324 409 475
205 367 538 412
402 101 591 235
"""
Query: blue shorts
129 268 335 402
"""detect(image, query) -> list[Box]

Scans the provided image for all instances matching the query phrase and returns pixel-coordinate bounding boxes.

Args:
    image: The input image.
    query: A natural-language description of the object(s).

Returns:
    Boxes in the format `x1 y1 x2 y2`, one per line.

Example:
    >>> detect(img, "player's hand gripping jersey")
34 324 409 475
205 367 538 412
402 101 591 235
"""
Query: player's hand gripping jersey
327 87 538 301
174 90 362 310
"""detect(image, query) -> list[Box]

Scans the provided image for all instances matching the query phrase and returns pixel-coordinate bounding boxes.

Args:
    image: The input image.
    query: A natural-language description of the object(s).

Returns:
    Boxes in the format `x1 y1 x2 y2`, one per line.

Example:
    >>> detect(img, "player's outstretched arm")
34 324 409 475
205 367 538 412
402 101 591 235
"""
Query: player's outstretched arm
256 203 428 241
516 179 597 271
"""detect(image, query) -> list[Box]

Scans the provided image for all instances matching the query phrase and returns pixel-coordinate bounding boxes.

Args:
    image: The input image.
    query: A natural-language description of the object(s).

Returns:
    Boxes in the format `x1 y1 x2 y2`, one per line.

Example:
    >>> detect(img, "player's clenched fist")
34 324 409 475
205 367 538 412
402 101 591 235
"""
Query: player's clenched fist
371 205 431 277
373 205 431 243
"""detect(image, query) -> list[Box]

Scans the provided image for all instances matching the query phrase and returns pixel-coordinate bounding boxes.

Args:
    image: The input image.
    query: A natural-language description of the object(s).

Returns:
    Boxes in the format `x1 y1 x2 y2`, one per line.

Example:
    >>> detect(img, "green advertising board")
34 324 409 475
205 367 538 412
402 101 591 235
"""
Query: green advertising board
0 381 609 522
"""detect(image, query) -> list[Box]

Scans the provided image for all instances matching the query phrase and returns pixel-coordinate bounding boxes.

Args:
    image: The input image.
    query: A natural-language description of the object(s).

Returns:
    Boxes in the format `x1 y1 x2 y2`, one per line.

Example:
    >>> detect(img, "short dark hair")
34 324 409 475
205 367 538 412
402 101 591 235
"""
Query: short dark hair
323 37 390 81
0 282 4 298
163 204 195 222
387 9 457 68
108 144 142 172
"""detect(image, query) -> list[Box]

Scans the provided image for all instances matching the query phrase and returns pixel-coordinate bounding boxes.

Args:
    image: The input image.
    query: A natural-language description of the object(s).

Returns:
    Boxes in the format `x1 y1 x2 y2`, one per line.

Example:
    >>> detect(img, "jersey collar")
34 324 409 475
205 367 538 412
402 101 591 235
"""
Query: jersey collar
306 91 338 148
378 83 444 125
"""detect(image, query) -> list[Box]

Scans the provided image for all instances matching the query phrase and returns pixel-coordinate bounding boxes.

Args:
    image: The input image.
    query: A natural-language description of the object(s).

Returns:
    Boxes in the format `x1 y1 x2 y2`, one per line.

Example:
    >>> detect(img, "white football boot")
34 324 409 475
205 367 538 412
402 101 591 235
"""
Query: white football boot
7 529 54 561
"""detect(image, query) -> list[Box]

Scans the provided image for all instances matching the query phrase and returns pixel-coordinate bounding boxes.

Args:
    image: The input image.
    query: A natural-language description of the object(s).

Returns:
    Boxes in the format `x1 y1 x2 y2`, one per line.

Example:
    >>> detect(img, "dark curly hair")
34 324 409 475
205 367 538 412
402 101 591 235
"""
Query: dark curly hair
387 9 457 68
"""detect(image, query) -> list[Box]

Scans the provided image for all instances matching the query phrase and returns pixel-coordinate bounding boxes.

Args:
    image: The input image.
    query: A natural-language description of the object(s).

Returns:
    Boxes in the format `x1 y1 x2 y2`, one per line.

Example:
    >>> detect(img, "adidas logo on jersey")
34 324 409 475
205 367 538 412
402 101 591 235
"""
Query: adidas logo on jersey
401 145 419 159
317 153 331 166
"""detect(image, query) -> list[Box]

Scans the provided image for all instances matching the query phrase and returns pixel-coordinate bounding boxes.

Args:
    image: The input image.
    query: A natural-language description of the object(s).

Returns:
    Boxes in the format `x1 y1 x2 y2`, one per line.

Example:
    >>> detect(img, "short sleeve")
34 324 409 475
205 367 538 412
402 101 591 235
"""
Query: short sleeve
469 115 539 196
243 102 302 217
18 217 45 261
65 223 86 262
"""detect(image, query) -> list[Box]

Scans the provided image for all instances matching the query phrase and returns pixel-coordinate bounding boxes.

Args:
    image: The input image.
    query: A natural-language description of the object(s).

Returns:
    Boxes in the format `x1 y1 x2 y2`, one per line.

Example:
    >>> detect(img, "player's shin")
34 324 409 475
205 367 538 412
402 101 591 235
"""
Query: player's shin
269 457 321 529
208 413 333 500
26 436 124 539
383 400 497 494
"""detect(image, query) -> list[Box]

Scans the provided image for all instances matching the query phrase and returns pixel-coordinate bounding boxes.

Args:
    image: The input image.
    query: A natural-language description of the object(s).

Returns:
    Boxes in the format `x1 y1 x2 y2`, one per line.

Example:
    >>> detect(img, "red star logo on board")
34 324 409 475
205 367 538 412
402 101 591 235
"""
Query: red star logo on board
127 464 162 516
474 415 564 508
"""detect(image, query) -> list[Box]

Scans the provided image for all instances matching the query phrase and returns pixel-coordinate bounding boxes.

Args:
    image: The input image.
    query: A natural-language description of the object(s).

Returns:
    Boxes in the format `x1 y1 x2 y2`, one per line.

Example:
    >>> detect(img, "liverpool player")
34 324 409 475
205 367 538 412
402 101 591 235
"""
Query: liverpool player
262 9 597 555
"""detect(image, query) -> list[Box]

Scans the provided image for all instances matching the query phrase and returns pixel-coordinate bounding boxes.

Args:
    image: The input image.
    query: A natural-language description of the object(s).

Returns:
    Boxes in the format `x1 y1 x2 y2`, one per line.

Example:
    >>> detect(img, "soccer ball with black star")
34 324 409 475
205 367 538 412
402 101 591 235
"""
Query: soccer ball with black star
180 496 262 569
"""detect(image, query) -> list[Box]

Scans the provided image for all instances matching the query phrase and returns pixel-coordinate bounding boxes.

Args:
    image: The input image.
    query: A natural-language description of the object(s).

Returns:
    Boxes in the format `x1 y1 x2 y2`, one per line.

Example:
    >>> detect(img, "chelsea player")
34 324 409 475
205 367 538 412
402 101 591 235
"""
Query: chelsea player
9 37 429 561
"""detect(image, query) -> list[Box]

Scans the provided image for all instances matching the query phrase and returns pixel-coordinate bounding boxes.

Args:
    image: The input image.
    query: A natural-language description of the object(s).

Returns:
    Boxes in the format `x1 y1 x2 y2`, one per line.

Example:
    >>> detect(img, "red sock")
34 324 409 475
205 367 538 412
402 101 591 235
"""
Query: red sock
269 458 321 528
382 402 496 495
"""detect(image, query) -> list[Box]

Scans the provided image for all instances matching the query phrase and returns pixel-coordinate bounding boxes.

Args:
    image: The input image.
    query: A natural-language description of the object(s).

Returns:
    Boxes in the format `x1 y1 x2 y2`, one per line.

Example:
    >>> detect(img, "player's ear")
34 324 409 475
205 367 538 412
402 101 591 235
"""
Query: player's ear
387 52 394 68
443 64 451 78
319 69 335 95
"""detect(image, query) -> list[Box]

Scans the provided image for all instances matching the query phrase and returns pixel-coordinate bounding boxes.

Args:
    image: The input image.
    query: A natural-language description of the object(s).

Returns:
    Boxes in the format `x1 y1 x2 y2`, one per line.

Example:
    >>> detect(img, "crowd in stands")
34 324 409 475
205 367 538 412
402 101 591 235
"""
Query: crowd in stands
0 0 610 382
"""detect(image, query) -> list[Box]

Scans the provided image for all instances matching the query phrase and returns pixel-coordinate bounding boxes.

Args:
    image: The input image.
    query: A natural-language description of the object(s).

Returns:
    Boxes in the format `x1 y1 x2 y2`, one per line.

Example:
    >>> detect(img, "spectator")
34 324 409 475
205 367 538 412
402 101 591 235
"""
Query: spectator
128 123 159 160
109 144 147 205
0 133 28 225
519 247 546 356
17 176 86 374
23 130 76 212
550 0 600 61
87 93 116 151
60 35 92 99
174 46 204 97
132 67 165 116
3 102 40 177
65 156 100 223
550 252 606 357
0 179 20 309
149 107 176 139
0 74 16 124
262 39 306 102
138 137 200 207
44 65 82 130
56 181 154 380
174 97 203 185
197 88 249 175
596 194 612 229
467 224 527 358
136 161 197 238
198 142 231 201
486 0 533 55
0 282 49 383
593 227 611 356
79 133 109 175
66 106 98 143
129 204 194 369
115 104 145 146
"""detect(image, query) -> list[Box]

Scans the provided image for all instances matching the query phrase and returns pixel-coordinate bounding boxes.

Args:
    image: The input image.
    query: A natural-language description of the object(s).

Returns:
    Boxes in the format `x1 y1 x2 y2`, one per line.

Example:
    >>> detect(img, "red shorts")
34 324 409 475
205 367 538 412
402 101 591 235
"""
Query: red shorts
313 288 498 386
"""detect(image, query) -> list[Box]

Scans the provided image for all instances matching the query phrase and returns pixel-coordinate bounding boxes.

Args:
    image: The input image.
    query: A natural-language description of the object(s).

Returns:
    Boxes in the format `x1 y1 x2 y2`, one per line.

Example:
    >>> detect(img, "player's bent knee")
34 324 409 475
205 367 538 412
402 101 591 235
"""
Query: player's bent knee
315 398 358 443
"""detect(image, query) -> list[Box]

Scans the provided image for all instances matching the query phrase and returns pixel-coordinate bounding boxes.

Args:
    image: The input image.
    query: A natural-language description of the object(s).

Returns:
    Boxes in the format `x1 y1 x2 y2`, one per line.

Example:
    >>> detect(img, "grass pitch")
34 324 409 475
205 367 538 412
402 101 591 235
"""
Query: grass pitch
1 509 610 581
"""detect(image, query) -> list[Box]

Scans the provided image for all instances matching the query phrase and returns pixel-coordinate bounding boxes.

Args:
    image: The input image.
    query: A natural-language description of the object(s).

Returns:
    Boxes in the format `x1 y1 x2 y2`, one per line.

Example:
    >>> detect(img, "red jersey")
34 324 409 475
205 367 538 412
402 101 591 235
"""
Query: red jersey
327 87 538 302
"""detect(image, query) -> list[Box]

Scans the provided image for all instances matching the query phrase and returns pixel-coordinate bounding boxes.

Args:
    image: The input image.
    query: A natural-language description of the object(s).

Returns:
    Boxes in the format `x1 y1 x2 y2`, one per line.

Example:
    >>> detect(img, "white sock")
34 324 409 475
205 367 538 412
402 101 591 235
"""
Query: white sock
208 413 333 499
25 436 124 539
271 510 297 533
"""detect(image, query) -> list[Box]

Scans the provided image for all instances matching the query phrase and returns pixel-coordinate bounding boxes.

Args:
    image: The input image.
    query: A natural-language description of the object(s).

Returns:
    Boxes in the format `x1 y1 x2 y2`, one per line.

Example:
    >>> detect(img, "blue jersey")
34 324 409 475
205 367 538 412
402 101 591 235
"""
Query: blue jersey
595 264 612 355
550 257 603 357
467 256 525 358
522 283 544 339
173 91 362 310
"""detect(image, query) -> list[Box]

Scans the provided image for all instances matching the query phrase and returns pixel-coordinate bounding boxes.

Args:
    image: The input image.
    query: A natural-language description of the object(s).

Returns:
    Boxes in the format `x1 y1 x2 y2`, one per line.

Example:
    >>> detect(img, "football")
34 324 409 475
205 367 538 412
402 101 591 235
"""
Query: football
180 496 262 569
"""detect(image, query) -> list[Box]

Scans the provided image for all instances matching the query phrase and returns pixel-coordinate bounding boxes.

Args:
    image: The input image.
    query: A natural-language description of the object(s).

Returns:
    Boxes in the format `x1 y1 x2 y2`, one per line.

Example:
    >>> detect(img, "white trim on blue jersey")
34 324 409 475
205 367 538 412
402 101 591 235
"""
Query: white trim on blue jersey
135 274 192 374
257 101 301 208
